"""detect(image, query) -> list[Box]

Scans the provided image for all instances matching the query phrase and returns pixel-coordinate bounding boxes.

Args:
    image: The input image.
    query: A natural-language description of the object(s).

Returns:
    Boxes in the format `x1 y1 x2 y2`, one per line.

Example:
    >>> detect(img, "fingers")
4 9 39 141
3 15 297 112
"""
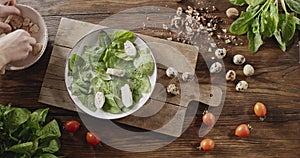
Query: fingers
0 22 11 31
9 0 17 6
0 5 20 17
27 36 36 45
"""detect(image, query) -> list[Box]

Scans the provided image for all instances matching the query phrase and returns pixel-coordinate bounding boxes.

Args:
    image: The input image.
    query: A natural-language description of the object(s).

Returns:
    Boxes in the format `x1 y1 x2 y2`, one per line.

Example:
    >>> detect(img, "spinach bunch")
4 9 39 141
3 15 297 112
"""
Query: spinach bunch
0 104 62 158
230 0 300 53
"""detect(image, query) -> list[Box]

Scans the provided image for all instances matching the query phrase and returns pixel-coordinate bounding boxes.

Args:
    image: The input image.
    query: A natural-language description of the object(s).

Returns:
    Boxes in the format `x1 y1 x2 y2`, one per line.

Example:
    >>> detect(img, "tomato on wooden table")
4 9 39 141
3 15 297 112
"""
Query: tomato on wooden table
254 102 267 121
197 138 215 152
235 124 252 138
202 111 216 127
65 120 81 133
86 132 101 147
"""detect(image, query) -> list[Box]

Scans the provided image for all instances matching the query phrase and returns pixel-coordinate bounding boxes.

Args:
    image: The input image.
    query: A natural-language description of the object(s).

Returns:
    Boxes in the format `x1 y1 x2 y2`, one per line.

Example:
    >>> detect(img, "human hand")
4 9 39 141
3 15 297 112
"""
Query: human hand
0 0 16 6
0 29 36 68
0 0 20 32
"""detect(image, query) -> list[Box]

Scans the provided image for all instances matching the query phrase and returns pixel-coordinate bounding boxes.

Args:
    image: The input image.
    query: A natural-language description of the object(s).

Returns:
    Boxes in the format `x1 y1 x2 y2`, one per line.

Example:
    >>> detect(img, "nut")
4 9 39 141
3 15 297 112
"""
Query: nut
225 70 236 81
243 64 255 76
167 84 180 95
236 80 248 91
176 7 183 16
182 72 195 82
32 43 43 56
209 62 223 73
29 24 40 34
215 48 227 59
166 67 178 78
22 17 31 27
226 7 239 19
233 54 246 65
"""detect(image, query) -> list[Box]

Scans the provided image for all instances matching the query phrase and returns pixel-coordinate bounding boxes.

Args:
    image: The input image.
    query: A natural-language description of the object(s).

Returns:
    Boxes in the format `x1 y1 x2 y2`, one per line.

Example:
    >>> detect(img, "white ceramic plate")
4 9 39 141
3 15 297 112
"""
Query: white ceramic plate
65 28 157 119
6 4 48 70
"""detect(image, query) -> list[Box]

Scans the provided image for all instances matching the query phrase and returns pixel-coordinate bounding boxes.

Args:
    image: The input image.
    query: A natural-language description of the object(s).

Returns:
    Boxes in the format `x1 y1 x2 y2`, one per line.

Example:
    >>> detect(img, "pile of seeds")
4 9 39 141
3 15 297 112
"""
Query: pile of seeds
166 6 244 47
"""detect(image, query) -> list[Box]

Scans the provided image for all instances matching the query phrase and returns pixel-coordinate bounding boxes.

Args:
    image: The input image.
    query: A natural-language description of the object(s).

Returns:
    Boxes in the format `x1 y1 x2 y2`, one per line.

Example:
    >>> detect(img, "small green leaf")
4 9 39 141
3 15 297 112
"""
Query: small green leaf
260 2 279 37
102 95 121 114
229 0 246 6
98 30 112 49
6 142 33 154
230 11 253 35
4 108 30 133
245 0 266 7
37 120 61 138
281 13 296 42
248 18 264 53
286 0 300 14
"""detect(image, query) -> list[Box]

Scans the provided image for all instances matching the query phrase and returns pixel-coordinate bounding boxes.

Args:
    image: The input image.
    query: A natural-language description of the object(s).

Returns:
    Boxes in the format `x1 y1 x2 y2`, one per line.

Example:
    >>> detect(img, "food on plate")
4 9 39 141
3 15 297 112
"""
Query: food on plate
225 70 236 81
209 62 223 73
202 111 216 127
167 83 180 95
243 64 255 76
124 40 137 57
229 0 300 53
226 7 239 19
235 80 248 91
214 48 227 59
120 84 133 107
0 104 61 157
68 30 155 114
197 138 215 152
181 72 195 82
235 124 252 138
233 54 246 65
65 120 81 133
254 102 267 121
166 67 178 78
86 132 101 147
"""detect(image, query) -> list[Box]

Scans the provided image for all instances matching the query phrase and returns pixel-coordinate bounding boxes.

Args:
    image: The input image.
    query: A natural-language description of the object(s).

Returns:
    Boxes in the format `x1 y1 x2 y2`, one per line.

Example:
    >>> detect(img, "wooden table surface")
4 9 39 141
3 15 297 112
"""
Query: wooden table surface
0 0 299 157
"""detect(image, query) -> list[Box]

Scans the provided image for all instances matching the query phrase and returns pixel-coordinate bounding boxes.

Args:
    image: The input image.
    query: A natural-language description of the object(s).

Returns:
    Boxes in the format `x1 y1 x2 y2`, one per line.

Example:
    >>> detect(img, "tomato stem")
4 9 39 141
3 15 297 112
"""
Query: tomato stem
259 116 266 121
202 110 208 115
247 124 253 131
196 146 202 151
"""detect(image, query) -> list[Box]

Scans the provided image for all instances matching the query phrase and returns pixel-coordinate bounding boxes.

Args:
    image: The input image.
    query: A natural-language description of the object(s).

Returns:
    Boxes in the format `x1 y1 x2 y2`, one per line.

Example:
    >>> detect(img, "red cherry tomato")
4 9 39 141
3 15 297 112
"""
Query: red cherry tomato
198 138 215 152
254 102 267 120
86 132 101 147
235 124 252 138
202 112 216 127
65 120 80 133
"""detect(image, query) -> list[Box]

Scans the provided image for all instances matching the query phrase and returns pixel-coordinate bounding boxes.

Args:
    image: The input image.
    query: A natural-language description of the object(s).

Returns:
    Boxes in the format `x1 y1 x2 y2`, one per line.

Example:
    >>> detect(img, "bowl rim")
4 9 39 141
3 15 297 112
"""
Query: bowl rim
65 28 157 119
5 4 48 71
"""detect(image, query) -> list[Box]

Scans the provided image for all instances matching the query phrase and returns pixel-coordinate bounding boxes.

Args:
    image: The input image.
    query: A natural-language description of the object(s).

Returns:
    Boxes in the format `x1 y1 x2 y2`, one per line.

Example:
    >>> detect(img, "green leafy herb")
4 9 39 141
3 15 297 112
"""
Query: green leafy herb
68 30 155 114
230 0 300 53
285 0 300 14
230 0 246 6
0 104 61 157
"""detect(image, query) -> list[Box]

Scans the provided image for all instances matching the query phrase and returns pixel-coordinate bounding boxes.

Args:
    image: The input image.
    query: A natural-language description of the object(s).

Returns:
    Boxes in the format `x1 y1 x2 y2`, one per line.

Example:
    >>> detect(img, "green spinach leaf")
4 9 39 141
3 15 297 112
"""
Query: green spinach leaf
286 0 300 14
248 18 264 53
280 13 296 43
229 0 246 6
230 11 254 35
245 0 266 7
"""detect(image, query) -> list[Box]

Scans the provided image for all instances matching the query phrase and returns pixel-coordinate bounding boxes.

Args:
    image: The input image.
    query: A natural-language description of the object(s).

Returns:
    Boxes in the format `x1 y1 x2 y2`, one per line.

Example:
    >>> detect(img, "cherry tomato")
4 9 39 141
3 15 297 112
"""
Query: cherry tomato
65 120 80 133
235 124 252 138
202 111 216 127
198 138 215 152
86 132 101 147
254 102 267 121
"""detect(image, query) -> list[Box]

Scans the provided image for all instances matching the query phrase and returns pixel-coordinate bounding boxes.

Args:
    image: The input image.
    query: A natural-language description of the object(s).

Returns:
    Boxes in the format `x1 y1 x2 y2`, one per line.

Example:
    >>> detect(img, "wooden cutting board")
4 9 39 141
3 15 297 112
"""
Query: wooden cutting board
38 17 222 137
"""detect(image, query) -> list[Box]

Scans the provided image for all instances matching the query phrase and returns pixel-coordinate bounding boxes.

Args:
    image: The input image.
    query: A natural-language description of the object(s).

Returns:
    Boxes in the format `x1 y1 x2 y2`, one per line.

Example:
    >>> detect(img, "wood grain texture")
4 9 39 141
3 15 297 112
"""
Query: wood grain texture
0 0 298 157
